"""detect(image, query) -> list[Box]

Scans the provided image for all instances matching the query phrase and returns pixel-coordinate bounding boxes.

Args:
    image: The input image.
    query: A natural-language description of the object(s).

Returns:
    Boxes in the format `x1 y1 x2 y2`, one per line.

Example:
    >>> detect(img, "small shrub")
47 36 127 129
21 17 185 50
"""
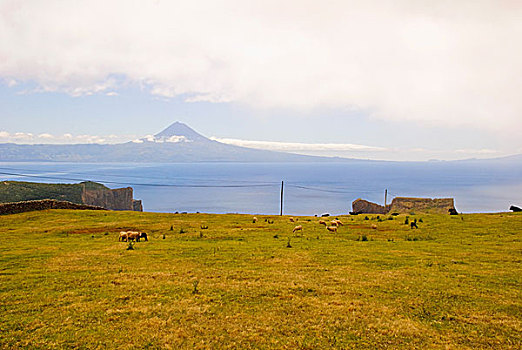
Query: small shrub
169 225 173 231
192 280 199 294
419 218 423 223
364 216 369 221
286 238 292 248
404 218 409 225
126 242 134 250
162 234 166 239
273 234 279 239
179 228 186 234
387 217 393 220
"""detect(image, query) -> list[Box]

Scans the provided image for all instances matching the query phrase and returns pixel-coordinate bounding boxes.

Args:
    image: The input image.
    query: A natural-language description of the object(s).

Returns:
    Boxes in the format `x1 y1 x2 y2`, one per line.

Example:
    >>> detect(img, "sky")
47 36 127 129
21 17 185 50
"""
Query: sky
1 0 521 161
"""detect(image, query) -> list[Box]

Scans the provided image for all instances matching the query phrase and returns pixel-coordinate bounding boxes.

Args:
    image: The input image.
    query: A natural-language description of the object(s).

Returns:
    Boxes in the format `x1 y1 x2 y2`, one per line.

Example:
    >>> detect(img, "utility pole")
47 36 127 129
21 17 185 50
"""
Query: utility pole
280 181 284 216
384 189 388 207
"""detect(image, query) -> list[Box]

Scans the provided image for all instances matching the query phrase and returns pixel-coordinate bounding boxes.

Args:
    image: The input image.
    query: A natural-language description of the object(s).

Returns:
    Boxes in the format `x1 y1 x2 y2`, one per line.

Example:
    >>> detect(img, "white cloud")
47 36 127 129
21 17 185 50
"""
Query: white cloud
210 137 387 152
0 131 137 144
211 136 506 161
0 1 521 135
38 133 53 138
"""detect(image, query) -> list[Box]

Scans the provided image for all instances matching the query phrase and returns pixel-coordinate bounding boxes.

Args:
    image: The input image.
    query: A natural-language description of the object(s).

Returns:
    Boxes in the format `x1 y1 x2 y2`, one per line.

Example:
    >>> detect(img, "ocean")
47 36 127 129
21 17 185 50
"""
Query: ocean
1 161 521 215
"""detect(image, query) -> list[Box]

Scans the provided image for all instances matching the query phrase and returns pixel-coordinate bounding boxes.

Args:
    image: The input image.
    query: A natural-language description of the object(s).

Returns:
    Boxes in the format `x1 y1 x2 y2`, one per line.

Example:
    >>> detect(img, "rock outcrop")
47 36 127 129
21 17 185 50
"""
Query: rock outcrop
81 185 138 211
352 197 456 214
351 199 390 214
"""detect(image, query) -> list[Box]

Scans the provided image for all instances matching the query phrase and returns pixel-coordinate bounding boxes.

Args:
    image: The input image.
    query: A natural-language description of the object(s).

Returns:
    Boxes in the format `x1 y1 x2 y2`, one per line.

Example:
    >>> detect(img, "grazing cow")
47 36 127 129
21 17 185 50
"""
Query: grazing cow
326 226 337 233
118 231 128 242
293 225 303 233
510 205 522 212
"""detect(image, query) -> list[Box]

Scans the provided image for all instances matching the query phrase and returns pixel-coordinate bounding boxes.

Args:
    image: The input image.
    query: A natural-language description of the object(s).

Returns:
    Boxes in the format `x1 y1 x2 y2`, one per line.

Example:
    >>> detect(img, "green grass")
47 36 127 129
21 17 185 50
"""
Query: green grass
0 210 521 349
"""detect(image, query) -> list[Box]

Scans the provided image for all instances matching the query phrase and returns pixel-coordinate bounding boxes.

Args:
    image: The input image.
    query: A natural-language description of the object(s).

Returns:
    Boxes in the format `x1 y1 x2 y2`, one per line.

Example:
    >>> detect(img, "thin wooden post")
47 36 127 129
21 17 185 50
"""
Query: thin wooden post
280 181 284 216
384 189 387 207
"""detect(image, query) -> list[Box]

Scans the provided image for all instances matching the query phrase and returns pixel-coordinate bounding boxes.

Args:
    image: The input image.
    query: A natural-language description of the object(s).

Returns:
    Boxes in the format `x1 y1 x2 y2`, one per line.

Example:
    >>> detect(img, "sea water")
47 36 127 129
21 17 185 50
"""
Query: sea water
1 161 521 214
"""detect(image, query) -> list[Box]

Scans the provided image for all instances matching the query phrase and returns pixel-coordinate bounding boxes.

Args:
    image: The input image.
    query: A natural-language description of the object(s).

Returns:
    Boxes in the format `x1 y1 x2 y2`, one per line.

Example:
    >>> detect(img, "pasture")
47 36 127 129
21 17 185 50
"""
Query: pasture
0 210 521 349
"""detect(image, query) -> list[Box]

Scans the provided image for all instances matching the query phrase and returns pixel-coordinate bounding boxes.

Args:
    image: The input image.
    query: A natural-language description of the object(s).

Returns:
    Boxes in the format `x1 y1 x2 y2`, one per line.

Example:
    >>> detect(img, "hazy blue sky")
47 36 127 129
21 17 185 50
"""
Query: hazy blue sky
1 1 521 161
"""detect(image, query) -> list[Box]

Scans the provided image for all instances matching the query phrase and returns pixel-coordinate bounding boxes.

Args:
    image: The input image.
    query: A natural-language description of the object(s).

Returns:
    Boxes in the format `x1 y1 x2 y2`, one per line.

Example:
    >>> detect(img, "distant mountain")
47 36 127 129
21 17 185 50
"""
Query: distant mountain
0 122 344 162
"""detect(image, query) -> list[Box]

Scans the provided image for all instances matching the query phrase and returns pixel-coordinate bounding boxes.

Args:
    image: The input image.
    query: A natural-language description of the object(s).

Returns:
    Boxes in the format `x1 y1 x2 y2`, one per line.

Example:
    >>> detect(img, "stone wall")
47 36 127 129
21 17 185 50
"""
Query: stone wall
352 197 456 214
0 199 106 215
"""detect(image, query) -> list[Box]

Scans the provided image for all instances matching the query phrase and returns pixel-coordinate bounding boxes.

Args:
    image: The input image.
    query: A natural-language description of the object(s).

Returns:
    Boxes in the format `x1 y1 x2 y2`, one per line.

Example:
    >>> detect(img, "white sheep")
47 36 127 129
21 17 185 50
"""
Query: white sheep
326 226 337 233
293 225 303 233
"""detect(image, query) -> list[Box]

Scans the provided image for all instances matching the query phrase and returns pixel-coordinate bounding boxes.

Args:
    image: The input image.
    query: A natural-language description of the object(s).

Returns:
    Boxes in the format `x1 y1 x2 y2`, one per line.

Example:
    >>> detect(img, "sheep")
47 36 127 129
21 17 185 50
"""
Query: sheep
289 217 295 222
253 216 258 223
318 220 327 226
127 231 140 241
334 219 344 226
326 226 337 233
330 220 339 227
118 231 128 242
371 224 377 229
293 225 303 233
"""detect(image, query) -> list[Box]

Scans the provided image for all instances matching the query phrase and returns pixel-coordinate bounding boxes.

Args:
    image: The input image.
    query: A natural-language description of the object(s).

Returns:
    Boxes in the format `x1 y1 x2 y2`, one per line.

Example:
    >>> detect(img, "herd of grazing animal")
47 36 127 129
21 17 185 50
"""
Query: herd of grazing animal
118 231 148 242
117 214 426 242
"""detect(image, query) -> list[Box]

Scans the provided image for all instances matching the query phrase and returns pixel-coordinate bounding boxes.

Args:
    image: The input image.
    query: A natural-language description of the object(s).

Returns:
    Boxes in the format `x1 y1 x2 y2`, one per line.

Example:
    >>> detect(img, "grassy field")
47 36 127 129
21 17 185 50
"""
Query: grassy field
0 210 520 349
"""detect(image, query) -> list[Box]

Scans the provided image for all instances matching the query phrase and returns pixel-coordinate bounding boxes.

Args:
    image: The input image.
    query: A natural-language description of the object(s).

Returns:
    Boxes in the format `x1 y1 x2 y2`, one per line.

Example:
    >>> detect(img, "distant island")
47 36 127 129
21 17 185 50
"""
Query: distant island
0 122 349 163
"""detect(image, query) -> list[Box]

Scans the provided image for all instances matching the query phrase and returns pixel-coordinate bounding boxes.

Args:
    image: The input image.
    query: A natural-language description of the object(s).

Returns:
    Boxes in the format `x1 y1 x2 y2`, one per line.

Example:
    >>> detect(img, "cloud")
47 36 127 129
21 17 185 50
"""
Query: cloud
0 131 136 144
211 136 506 161
0 1 521 135
210 137 387 153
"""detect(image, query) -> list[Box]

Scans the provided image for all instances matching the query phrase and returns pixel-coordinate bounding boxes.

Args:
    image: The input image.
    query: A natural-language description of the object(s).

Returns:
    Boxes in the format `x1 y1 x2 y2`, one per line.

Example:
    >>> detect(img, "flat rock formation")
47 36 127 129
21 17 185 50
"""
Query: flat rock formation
352 197 456 214
389 197 455 214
